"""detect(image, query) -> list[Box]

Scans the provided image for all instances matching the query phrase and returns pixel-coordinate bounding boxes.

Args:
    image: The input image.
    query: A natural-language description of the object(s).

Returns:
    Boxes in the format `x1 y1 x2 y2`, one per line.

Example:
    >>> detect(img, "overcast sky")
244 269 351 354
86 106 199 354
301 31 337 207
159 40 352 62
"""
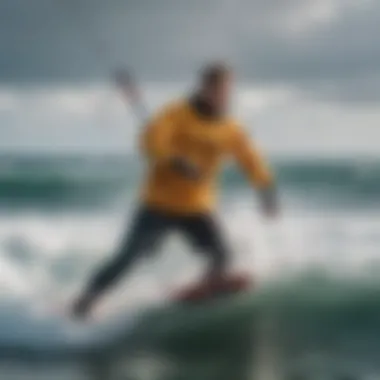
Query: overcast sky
0 0 379 155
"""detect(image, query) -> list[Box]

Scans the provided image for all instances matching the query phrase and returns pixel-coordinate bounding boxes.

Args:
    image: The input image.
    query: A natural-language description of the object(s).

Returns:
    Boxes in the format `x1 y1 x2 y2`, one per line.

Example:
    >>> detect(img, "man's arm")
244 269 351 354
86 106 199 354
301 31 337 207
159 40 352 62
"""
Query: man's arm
231 126 278 216
113 69 148 122
113 70 201 180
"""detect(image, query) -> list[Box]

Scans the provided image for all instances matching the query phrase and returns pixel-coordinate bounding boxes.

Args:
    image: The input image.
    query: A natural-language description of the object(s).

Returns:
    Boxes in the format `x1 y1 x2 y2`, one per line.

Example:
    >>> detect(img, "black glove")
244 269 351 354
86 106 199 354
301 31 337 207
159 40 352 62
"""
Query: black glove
113 68 140 104
259 186 279 217
113 68 132 88
170 157 201 180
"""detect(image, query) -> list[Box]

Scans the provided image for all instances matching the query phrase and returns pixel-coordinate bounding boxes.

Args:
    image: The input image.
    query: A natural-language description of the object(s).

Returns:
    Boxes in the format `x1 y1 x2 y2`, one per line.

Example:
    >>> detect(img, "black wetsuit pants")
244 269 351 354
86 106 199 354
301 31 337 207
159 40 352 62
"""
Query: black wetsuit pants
87 205 230 296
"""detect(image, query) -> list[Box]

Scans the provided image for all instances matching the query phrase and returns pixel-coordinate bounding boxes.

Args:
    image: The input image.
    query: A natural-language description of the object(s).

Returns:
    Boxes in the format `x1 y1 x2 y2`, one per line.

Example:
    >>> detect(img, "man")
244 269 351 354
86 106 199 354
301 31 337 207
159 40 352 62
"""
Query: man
73 63 278 318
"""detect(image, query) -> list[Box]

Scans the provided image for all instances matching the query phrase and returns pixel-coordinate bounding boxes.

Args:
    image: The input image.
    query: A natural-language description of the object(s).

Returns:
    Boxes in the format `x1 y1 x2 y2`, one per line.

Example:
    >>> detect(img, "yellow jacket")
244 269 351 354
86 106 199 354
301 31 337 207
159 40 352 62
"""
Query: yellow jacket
140 100 273 215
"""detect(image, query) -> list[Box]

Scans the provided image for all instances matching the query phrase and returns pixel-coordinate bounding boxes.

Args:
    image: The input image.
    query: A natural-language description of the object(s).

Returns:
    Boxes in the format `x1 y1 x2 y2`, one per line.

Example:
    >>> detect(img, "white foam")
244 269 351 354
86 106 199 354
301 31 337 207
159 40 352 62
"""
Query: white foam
0 199 380 345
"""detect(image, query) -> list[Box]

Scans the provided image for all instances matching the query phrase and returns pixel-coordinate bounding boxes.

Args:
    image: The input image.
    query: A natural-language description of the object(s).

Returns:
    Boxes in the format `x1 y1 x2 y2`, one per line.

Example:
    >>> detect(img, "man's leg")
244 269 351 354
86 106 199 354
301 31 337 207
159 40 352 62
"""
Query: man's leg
73 206 170 317
179 213 230 281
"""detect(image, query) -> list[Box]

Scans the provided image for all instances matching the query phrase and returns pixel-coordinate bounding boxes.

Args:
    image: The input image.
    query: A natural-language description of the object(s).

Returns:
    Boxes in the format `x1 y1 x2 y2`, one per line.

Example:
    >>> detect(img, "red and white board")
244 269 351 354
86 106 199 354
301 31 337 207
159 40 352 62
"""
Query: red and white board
172 272 253 303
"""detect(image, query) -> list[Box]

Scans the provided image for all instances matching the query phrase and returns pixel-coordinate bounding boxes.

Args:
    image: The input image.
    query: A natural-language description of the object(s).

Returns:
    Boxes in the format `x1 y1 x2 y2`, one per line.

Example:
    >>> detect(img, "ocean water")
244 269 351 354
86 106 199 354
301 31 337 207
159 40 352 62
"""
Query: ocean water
0 153 380 380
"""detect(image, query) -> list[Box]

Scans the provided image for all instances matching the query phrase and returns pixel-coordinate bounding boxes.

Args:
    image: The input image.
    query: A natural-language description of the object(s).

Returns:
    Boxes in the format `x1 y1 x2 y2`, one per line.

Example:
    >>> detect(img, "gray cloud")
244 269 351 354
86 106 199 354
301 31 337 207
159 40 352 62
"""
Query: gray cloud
1 0 380 102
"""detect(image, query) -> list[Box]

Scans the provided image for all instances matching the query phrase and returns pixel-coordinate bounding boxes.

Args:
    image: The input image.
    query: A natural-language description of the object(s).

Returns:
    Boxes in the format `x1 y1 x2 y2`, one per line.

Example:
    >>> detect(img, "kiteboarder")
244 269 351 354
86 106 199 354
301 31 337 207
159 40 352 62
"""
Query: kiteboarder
72 62 278 317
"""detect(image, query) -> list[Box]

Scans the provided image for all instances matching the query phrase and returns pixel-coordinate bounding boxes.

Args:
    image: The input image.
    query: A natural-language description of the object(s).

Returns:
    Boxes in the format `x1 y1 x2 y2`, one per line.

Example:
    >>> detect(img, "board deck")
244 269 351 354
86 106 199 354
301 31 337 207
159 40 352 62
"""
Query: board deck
172 273 253 303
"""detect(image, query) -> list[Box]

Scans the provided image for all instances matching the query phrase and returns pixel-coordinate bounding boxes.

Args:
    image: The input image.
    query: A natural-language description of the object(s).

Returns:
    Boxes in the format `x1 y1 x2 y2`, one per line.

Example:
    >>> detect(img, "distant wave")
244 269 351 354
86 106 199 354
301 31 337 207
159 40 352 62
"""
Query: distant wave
0 154 379 209
0 154 140 209
0 173 129 208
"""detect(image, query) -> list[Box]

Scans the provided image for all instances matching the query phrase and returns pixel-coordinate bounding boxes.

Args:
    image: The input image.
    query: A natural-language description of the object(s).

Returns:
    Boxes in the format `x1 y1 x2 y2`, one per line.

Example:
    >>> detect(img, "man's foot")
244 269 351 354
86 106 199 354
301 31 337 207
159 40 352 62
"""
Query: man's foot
71 293 95 320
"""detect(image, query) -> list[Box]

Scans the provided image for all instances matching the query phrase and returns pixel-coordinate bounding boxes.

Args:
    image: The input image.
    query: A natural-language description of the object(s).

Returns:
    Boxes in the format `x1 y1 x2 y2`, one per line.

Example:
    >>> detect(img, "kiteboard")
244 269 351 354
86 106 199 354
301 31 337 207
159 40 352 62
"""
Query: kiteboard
172 272 253 303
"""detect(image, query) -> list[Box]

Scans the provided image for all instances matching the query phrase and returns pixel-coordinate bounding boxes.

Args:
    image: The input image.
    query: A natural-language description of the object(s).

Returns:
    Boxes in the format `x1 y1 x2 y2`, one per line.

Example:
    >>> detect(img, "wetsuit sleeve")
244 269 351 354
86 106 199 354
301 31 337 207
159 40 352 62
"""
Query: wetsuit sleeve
231 126 274 189
140 104 178 163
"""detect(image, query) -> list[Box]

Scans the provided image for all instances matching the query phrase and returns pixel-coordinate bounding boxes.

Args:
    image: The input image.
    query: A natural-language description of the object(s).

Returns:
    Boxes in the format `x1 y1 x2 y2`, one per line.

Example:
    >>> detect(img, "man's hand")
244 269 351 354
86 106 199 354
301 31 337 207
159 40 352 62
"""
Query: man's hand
259 187 279 218
113 69 140 103
170 157 202 181
114 68 132 89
